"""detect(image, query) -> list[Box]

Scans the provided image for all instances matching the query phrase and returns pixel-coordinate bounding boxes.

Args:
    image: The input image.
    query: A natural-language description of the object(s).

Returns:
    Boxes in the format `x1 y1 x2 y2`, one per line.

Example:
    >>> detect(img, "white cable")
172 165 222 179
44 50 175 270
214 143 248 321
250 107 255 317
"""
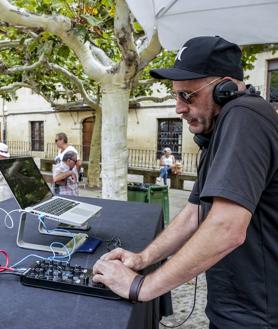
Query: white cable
0 208 29 229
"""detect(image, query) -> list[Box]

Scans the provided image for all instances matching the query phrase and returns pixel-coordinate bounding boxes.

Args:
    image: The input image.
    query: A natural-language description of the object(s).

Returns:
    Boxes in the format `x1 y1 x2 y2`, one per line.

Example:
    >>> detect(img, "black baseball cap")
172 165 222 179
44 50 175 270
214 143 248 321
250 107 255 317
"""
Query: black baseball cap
150 36 243 81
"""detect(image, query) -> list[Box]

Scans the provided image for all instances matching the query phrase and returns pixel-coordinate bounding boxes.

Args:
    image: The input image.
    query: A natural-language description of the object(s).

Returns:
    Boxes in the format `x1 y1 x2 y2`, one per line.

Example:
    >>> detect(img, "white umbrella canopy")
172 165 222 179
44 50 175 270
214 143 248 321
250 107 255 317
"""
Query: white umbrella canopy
126 0 278 50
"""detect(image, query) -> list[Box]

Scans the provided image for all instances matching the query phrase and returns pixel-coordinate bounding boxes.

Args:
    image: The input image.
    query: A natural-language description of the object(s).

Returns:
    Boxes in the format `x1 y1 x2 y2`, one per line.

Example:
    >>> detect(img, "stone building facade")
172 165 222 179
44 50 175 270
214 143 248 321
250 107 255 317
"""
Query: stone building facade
0 49 277 163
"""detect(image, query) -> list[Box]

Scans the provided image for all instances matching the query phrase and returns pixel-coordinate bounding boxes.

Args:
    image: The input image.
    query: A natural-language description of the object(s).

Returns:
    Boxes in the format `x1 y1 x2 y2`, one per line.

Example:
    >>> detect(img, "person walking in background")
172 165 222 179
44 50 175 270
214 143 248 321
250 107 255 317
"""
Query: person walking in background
54 132 81 170
157 147 176 185
0 142 12 201
54 132 82 182
52 151 79 196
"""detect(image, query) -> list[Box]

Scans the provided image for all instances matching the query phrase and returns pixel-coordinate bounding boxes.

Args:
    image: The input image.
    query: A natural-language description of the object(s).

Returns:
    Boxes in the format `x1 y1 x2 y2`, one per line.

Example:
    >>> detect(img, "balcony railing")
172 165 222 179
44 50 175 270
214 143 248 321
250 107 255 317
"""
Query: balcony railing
128 148 197 173
8 141 33 156
7 141 198 173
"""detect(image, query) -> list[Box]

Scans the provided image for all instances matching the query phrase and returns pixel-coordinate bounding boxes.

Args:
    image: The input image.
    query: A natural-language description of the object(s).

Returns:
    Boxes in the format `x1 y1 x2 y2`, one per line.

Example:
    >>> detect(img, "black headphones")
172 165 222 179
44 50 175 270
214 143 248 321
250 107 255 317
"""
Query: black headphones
194 80 260 148
213 79 259 106
193 133 211 149
213 79 239 105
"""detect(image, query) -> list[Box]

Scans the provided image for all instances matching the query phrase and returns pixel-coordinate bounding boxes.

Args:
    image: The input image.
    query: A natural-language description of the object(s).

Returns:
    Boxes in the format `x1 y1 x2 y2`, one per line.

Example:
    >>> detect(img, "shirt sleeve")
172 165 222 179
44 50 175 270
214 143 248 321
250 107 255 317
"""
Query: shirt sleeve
52 164 59 177
200 108 272 214
188 179 201 205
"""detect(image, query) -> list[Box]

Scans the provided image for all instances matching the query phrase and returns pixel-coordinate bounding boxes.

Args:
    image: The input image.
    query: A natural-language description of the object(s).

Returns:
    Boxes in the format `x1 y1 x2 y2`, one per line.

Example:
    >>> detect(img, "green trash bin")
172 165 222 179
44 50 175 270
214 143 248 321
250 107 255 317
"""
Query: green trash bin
127 183 148 203
127 183 170 225
147 185 169 225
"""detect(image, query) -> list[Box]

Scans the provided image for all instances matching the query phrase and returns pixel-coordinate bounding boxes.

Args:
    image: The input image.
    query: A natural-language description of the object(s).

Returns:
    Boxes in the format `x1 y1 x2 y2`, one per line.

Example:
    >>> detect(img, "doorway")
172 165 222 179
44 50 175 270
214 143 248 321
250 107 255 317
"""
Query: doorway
82 117 95 161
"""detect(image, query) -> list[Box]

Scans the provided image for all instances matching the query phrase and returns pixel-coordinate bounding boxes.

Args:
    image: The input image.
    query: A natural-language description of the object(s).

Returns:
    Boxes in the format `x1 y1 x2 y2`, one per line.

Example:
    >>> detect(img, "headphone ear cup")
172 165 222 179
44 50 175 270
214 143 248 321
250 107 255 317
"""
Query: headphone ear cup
213 79 239 105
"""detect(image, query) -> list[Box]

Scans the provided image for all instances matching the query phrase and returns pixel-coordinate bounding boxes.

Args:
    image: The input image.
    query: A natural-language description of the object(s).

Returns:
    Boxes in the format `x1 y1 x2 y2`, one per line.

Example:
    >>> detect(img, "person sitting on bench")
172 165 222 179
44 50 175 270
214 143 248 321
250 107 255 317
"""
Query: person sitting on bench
157 148 175 185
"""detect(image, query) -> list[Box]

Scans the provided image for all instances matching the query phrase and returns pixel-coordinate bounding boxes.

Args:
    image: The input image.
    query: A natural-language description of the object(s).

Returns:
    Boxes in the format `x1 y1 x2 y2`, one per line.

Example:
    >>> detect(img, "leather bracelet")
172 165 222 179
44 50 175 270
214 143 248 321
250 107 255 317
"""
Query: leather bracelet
129 274 145 302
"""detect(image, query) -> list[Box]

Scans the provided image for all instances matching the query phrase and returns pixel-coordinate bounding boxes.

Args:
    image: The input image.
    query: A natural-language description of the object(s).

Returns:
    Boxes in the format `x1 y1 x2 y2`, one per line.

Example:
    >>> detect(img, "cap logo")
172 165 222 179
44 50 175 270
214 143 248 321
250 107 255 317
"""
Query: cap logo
175 46 187 61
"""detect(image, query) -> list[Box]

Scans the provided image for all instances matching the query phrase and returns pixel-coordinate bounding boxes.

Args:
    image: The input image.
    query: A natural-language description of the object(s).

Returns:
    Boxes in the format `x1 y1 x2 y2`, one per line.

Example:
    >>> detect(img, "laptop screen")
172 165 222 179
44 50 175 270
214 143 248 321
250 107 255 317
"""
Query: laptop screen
0 157 53 209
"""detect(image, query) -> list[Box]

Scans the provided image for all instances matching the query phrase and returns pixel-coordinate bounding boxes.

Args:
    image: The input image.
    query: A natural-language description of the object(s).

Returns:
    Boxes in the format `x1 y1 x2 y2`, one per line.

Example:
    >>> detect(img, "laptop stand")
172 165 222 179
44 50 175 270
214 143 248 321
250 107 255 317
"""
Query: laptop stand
16 212 88 255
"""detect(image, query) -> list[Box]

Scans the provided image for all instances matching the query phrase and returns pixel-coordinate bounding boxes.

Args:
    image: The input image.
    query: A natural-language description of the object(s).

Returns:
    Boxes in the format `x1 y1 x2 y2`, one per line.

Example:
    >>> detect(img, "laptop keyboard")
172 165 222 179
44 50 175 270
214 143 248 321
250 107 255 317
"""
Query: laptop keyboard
33 198 79 216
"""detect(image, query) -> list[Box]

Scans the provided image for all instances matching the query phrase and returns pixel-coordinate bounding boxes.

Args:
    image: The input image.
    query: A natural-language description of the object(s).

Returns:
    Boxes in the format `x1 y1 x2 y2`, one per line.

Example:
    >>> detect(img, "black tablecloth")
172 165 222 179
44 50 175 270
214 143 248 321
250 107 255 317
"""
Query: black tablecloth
0 196 172 329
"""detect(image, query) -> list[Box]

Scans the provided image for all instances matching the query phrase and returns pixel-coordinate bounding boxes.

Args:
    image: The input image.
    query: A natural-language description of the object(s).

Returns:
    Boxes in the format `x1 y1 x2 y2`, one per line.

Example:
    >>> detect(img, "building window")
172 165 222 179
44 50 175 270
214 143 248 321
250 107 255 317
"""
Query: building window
157 118 182 159
267 60 278 110
30 121 44 151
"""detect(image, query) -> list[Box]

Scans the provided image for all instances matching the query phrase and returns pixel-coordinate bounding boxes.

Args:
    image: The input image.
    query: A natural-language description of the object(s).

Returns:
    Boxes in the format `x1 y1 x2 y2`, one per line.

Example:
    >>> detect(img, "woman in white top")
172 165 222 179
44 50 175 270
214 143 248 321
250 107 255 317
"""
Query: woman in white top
158 147 175 185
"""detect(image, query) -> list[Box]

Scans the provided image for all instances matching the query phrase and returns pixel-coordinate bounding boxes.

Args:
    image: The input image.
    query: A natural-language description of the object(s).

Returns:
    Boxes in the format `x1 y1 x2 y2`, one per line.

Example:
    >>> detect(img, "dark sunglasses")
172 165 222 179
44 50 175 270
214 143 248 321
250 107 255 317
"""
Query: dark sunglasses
70 158 78 164
171 90 196 104
171 77 222 104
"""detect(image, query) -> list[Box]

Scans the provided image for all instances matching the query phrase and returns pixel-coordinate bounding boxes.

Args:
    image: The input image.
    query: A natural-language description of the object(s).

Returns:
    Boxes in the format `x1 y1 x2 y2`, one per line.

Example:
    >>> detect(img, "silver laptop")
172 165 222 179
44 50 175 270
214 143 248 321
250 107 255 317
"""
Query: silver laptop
0 157 102 227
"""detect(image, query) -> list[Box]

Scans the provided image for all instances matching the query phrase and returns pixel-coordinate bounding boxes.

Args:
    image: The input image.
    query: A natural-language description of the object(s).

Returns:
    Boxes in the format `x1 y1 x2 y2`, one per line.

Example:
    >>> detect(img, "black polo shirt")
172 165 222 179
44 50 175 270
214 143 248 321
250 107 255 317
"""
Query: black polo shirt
189 95 278 329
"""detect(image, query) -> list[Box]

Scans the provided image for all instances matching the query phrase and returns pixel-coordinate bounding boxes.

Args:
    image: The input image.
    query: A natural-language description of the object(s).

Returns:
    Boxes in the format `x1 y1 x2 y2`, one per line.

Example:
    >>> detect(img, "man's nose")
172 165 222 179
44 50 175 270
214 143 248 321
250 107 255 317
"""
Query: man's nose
176 99 190 114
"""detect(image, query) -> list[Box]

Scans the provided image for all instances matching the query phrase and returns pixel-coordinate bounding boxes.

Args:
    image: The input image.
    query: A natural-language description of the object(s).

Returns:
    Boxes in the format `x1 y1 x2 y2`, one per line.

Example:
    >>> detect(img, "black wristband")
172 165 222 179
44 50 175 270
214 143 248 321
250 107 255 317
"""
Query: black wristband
129 274 145 302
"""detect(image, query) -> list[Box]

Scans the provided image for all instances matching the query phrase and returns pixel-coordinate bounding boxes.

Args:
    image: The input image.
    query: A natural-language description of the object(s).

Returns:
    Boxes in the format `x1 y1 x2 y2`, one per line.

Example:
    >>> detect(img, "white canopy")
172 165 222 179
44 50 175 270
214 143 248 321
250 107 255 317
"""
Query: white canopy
126 0 278 50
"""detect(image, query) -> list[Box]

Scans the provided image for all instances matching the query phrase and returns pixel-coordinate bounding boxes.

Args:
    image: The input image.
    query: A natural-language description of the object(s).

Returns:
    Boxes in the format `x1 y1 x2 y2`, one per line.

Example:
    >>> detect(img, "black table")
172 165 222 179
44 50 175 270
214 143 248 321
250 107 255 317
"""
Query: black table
0 196 172 329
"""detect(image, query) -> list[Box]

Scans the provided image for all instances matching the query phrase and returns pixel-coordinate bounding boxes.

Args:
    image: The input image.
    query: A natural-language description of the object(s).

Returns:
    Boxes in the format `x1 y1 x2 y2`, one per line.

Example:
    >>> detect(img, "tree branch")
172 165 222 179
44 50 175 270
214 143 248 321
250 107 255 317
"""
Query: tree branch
138 31 162 70
0 21 41 37
3 52 45 74
52 100 95 111
114 0 138 70
0 39 21 49
138 78 157 85
0 0 107 82
46 62 100 111
130 94 173 106
0 81 58 106
0 81 99 112
0 80 58 106
0 82 30 93
90 44 113 67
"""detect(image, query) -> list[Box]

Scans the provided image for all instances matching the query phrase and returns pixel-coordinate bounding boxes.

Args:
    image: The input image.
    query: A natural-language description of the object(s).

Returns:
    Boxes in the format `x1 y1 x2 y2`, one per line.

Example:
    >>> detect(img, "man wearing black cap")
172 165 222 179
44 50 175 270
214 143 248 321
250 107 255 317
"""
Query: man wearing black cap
93 36 278 329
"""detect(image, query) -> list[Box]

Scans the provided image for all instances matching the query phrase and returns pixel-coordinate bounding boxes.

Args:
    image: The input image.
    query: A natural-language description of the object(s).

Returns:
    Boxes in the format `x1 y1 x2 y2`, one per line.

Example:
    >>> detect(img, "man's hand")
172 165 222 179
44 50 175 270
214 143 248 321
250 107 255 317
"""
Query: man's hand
92 259 137 299
100 248 146 271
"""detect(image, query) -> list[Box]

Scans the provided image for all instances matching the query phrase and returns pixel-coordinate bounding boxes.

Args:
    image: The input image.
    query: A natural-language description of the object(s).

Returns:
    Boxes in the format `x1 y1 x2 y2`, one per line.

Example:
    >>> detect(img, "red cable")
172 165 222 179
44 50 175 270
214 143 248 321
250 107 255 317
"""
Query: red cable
0 249 14 272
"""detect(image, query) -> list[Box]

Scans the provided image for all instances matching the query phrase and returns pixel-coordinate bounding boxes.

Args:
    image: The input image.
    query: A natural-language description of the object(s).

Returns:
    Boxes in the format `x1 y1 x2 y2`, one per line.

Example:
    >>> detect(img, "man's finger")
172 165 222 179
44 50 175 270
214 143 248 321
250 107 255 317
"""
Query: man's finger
92 259 108 275
100 248 124 261
92 274 105 284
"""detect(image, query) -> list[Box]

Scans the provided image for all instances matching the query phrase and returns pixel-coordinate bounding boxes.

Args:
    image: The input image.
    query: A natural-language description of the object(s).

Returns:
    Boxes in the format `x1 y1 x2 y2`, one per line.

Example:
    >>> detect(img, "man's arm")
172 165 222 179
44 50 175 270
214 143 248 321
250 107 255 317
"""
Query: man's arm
75 160 81 172
53 171 73 183
140 202 199 266
101 202 199 270
139 197 251 301
92 197 251 300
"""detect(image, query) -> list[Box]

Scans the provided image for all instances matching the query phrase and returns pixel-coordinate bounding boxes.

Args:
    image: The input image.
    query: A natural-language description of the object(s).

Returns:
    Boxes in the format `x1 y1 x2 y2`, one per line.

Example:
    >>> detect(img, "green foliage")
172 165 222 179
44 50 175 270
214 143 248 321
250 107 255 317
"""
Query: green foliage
241 44 278 76
132 49 176 97
270 71 278 87
0 0 117 101
0 25 98 102
2 0 277 104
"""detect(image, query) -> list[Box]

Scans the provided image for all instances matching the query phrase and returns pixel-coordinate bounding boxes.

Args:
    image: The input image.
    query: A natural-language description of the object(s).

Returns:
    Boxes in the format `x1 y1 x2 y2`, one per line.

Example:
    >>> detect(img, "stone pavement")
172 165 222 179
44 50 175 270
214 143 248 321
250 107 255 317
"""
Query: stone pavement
78 181 209 329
